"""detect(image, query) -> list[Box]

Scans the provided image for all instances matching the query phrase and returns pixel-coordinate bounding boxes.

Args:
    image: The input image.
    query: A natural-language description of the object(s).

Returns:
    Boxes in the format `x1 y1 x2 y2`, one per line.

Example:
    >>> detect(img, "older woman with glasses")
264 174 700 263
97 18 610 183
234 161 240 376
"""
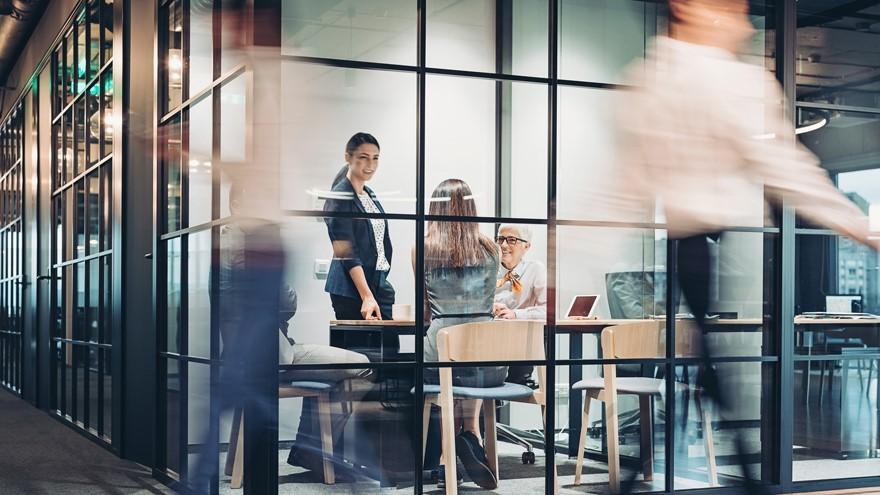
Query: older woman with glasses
493 224 547 321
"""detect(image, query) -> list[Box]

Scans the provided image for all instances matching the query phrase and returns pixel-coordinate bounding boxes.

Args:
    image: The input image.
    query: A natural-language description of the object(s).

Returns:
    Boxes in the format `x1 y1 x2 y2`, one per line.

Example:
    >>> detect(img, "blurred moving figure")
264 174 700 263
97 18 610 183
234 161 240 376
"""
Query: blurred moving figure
417 179 503 490
614 0 878 493
325 133 396 322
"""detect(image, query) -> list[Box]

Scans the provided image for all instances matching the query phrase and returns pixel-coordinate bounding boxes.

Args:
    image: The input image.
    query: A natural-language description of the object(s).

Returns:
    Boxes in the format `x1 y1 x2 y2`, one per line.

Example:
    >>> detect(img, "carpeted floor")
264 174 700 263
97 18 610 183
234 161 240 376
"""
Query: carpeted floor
0 389 172 495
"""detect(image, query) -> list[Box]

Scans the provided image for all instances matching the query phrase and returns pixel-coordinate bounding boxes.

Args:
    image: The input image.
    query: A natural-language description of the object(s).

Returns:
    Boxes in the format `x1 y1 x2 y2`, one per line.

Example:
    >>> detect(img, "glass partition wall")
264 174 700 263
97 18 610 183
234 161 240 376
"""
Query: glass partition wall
0 104 24 394
153 1 880 494
50 0 116 444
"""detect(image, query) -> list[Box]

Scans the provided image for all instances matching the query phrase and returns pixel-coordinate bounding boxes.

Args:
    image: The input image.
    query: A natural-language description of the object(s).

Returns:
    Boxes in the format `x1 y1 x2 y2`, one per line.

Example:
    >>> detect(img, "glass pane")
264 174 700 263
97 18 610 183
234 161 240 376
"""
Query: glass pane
163 0 183 112
101 73 113 158
189 2 214 96
675 231 776 358
268 217 415 363
187 230 212 359
163 118 182 233
674 362 775 489
426 0 548 77
275 365 417 491
166 358 181 474
187 363 211 479
219 76 245 218
54 47 64 114
425 75 495 216
560 363 666 492
76 10 88 95
188 97 213 228
101 0 113 65
558 0 661 84
101 348 112 440
88 0 101 78
102 256 111 345
88 347 98 431
75 98 86 176
65 30 75 103
279 63 416 214
793 356 880 481
88 260 99 342
425 76 548 219
86 83 100 165
167 237 182 354
281 0 417 67
63 112 75 183
87 173 100 254
796 2 880 109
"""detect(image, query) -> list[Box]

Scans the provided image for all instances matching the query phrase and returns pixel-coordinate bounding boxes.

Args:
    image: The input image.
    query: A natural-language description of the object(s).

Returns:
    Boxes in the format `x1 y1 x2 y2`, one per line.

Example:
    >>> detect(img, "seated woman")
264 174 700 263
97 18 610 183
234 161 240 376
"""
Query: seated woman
493 224 547 385
415 179 503 490
493 224 547 320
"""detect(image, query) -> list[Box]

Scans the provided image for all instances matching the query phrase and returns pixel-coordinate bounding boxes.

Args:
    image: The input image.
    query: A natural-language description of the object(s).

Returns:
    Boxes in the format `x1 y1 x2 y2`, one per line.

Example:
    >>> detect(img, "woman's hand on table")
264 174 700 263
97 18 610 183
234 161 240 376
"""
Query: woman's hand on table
361 296 382 320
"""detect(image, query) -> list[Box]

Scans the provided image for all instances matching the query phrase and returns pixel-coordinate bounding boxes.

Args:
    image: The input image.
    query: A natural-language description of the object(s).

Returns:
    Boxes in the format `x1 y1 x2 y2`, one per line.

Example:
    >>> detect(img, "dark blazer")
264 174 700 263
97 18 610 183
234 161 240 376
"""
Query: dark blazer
323 177 393 299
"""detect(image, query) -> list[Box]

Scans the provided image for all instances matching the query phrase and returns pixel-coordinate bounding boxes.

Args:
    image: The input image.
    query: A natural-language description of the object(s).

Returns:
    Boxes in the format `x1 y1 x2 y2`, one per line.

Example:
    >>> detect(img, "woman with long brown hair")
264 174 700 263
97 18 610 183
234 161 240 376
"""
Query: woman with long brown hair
414 178 503 489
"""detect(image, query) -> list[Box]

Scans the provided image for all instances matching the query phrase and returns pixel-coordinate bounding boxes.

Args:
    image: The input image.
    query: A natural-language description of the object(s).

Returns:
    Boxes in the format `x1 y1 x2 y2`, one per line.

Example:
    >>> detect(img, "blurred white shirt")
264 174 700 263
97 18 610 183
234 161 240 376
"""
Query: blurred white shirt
616 36 870 241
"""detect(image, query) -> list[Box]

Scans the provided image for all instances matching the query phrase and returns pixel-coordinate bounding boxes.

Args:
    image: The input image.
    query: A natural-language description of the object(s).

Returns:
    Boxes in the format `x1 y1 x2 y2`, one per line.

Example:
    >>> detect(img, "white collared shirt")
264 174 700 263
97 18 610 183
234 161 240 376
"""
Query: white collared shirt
614 36 870 242
495 259 547 320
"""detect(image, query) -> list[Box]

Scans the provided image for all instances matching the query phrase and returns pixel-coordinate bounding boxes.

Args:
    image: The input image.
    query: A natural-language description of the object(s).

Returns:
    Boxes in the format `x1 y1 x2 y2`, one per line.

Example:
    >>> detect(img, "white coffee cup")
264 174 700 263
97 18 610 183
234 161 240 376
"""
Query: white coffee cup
392 303 413 321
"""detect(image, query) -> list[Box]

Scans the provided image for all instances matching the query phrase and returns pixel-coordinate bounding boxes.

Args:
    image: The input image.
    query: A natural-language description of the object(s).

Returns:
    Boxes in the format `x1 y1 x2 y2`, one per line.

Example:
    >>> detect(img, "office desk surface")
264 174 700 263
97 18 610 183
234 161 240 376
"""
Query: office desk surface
330 320 417 326
331 318 766 327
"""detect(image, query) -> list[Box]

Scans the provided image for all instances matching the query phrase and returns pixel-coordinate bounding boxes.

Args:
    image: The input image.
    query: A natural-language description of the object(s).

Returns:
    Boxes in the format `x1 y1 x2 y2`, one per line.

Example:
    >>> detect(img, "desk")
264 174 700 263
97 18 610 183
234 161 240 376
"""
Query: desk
329 320 418 362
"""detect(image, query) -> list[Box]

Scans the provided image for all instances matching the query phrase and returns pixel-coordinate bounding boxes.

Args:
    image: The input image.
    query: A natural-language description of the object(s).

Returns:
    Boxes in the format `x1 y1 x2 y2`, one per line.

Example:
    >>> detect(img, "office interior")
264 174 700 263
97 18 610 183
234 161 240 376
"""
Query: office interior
1 0 880 494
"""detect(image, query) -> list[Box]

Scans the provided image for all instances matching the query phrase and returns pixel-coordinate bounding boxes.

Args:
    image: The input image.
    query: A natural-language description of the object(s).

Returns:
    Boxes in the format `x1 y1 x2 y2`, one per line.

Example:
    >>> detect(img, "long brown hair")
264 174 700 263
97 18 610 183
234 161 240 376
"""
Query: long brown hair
425 179 498 269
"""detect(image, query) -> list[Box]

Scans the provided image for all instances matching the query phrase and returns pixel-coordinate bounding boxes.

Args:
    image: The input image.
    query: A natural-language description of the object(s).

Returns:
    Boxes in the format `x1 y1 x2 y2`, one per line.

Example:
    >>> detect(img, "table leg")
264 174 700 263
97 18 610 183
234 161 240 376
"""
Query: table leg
569 332 584 458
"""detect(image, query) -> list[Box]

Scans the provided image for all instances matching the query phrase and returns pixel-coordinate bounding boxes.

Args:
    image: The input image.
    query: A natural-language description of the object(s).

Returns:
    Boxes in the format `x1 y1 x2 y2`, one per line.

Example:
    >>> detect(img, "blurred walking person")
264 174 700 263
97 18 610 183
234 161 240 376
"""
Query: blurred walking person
613 0 878 493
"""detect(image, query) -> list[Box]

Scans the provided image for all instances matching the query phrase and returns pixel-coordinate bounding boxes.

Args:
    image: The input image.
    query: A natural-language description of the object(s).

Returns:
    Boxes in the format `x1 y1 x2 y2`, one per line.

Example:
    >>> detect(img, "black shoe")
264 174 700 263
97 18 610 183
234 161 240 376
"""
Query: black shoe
287 447 356 482
435 465 463 488
456 431 498 490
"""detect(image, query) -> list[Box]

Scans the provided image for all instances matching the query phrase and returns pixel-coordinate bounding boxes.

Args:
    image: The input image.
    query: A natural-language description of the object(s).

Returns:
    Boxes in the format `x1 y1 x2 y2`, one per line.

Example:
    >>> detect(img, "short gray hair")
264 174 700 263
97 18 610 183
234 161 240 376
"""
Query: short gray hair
498 224 532 243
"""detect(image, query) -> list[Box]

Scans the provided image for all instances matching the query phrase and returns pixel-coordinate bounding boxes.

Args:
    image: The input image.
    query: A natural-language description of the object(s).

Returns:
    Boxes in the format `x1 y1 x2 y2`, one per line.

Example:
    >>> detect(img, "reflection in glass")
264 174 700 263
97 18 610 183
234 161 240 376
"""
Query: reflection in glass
219 76 246 218
796 1 880 109
162 0 183 112
101 74 114 158
282 0 417 66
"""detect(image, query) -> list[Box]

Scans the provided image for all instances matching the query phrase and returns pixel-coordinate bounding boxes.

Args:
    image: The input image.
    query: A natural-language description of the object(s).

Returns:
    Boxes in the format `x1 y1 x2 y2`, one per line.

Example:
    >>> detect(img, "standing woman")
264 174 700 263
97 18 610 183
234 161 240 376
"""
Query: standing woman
325 132 395 321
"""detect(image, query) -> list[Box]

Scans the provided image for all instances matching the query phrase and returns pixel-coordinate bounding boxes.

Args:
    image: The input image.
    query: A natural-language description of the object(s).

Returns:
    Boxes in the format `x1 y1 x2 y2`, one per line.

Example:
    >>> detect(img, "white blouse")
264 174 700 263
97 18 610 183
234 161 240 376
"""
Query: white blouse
358 193 391 271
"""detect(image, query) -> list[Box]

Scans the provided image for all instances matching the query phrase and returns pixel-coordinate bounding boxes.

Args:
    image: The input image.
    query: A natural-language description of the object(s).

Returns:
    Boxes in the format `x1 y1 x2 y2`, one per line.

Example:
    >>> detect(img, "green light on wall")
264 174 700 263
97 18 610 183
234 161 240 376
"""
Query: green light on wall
103 77 113 95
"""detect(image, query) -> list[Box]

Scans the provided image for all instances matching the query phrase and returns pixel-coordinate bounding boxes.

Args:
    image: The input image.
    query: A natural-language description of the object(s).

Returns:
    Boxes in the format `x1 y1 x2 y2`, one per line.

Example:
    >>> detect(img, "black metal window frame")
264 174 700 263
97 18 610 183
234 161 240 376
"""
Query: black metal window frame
150 1 880 494
47 0 117 446
0 102 24 395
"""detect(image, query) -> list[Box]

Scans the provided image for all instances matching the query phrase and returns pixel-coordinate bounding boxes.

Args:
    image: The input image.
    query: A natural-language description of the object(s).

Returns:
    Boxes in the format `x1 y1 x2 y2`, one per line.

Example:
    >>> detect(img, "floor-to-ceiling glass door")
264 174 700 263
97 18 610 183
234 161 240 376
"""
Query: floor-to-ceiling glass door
49 0 116 444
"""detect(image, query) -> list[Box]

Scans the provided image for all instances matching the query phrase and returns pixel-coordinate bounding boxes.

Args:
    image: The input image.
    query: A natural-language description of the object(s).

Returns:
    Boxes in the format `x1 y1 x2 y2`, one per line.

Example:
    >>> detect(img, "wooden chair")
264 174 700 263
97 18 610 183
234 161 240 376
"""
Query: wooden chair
573 320 717 493
226 381 337 489
421 320 558 495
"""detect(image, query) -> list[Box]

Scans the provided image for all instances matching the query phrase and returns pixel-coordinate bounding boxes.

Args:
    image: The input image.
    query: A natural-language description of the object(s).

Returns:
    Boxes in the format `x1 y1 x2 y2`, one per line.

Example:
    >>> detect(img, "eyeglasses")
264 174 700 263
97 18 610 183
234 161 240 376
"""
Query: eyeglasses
496 236 528 246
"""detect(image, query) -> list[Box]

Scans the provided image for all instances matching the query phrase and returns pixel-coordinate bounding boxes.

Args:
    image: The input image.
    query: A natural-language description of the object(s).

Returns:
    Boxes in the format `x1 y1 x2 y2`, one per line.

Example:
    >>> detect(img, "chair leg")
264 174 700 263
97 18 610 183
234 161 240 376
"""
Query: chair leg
422 399 433 465
231 413 245 489
438 385 458 495
638 395 654 481
574 393 593 485
605 391 621 494
317 394 336 485
541 405 560 495
484 399 499 482
697 395 718 486
225 407 242 476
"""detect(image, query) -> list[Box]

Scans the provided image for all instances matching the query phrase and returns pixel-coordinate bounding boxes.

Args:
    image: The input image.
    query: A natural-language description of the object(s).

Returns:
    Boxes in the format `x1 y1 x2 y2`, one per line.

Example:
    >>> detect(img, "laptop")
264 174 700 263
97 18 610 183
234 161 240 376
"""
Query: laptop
566 295 600 320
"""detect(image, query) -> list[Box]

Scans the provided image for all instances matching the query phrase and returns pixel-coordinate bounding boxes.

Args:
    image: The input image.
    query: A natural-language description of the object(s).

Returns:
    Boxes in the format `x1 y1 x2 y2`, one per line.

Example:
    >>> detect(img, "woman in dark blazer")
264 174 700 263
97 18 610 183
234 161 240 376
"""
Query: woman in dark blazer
324 132 395 320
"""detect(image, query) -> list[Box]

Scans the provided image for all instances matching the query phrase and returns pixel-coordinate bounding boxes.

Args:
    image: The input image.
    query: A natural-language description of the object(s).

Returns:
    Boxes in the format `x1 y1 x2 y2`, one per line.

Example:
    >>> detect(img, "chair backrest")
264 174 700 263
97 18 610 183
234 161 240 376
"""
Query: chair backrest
436 320 545 363
600 320 703 359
